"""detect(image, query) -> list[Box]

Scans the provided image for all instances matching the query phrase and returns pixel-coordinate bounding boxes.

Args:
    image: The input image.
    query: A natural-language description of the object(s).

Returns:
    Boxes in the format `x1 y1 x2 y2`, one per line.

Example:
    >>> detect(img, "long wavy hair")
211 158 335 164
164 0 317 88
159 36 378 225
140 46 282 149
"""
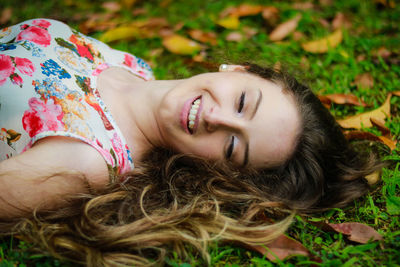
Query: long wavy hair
0 64 381 266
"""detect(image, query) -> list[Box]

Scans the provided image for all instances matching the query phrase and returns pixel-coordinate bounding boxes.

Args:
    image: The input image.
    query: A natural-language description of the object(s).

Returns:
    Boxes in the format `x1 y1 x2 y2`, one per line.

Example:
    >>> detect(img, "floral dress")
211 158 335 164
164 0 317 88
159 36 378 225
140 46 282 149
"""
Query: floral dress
0 18 154 179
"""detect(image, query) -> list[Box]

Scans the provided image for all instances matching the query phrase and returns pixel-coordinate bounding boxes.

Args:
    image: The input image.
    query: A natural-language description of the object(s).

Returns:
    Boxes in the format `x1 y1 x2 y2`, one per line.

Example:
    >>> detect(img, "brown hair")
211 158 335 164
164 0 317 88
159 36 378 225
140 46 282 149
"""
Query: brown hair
1 64 382 266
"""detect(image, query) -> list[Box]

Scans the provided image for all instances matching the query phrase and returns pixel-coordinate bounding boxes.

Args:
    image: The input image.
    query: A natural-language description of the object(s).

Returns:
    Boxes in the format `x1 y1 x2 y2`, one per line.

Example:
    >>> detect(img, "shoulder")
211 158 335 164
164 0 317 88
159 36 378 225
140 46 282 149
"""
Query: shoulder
1 136 110 189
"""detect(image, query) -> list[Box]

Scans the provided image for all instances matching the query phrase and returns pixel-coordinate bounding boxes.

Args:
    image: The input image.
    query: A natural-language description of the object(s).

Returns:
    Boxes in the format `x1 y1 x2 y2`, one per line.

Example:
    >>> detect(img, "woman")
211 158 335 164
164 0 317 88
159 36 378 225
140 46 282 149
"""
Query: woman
0 19 380 265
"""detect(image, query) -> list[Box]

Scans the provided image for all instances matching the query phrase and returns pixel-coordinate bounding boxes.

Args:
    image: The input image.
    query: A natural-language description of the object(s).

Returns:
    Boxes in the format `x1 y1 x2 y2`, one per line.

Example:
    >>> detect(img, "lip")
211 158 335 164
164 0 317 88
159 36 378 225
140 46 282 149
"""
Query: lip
180 95 202 134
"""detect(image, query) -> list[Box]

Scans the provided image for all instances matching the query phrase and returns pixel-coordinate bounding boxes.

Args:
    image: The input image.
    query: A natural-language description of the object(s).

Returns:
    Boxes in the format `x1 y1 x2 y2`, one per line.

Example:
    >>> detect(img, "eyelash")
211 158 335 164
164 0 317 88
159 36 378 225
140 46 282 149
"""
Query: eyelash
226 92 246 160
226 136 235 159
238 92 245 113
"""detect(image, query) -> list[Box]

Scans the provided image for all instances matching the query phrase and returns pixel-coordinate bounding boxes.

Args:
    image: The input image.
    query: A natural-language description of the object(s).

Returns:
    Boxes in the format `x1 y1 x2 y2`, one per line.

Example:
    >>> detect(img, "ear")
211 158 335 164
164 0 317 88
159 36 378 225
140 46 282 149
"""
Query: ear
219 64 247 72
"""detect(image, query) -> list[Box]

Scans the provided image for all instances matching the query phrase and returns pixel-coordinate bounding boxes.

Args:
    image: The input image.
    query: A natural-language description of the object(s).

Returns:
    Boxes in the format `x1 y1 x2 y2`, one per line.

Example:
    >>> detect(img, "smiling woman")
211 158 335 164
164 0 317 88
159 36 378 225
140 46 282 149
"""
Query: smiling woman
0 19 382 266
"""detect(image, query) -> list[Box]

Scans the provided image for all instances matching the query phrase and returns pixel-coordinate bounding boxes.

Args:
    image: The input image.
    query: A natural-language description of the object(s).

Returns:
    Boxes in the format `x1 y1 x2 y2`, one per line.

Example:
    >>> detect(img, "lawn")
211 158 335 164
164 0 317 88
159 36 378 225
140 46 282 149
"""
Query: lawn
1 0 399 266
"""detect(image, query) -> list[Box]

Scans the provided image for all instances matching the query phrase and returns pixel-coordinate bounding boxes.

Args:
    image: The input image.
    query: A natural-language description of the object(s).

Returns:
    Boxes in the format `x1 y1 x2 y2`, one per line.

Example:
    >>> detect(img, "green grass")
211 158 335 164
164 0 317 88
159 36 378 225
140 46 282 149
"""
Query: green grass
1 0 400 266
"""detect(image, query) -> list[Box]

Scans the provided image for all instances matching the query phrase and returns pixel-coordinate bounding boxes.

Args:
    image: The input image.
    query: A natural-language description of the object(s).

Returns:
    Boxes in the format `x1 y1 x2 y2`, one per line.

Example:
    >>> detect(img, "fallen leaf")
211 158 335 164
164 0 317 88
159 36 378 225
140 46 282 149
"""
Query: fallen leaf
353 73 374 89
372 47 392 58
99 26 140 43
121 0 136 9
344 130 381 142
261 6 279 25
162 34 203 55
337 94 391 129
229 4 264 17
328 223 383 243
292 31 305 41
250 234 310 261
292 2 314 10
365 171 381 185
302 29 343 53
188 29 217 45
370 117 390 135
226 31 244 42
332 12 352 30
192 51 207 62
392 91 400 97
357 54 366 62
378 135 397 150
132 8 147 16
269 14 302 42
216 16 240 29
319 18 330 29
320 93 367 106
0 7 12 25
102 1 121 12
243 26 258 38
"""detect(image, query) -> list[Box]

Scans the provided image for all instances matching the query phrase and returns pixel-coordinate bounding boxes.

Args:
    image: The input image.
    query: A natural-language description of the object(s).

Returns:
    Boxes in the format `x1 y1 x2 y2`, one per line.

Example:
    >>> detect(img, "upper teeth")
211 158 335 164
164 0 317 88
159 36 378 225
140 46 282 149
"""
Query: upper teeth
188 99 201 129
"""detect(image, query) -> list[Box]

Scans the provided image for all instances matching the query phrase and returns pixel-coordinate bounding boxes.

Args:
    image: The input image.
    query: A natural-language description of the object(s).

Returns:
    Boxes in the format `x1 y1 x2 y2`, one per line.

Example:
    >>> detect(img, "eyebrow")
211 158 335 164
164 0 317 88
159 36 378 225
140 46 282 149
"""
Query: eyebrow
243 89 262 166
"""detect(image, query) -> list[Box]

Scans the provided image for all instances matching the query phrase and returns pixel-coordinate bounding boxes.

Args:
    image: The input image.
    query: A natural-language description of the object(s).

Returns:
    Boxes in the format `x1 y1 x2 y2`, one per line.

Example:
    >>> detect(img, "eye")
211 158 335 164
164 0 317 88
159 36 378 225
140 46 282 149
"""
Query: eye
225 136 235 160
238 92 246 113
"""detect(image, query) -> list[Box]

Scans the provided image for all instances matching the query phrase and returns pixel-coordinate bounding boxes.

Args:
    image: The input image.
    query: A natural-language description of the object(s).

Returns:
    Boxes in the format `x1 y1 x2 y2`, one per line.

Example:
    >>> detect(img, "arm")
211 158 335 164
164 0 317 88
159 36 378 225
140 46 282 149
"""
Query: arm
0 137 109 219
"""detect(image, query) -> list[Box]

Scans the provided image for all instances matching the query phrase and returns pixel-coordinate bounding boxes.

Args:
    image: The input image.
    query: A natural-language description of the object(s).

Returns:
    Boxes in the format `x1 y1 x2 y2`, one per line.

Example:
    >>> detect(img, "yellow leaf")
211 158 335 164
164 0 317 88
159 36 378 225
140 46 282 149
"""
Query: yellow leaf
302 29 343 53
99 26 139 43
365 171 381 185
162 34 202 55
337 94 391 129
217 16 240 29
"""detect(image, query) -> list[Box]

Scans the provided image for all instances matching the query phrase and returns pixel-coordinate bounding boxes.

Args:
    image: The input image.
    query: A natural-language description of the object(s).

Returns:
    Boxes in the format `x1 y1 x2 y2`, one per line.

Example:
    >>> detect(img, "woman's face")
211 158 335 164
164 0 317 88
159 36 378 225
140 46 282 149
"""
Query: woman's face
156 71 301 168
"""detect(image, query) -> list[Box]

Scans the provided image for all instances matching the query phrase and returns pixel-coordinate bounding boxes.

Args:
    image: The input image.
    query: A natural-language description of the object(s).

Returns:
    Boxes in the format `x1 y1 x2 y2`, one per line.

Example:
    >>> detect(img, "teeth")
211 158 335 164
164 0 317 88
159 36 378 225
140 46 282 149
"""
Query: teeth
188 98 201 130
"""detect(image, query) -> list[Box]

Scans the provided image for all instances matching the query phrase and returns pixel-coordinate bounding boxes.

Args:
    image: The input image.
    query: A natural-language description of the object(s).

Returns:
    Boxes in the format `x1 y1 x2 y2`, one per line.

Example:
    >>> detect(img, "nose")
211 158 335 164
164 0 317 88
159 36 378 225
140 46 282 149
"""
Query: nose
203 107 243 132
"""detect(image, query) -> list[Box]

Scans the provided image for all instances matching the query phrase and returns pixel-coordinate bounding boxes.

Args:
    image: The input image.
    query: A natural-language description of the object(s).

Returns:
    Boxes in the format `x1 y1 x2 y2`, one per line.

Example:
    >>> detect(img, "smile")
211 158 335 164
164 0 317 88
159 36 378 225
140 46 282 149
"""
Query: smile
180 96 202 134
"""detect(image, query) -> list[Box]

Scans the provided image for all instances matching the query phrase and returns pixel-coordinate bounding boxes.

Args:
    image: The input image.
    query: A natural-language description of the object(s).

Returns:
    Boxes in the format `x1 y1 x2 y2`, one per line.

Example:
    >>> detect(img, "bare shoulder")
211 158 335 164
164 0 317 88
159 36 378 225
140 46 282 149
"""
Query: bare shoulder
0 136 110 189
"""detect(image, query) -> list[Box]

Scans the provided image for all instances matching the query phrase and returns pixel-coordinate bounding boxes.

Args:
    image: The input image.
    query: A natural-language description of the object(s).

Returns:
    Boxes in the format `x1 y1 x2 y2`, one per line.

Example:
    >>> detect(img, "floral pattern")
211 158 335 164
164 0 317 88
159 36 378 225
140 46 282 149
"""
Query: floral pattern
0 19 155 176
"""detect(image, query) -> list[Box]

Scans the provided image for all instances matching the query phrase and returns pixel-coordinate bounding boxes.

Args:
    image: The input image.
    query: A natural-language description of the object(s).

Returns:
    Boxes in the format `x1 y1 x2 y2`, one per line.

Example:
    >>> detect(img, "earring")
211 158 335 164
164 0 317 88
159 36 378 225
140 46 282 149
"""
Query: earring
219 64 228 71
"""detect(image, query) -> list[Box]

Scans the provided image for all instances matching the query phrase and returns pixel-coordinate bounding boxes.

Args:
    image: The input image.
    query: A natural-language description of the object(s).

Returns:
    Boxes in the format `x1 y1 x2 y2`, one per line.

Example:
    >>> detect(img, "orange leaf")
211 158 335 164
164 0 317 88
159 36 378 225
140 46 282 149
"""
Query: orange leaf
188 29 217 45
216 16 240 29
370 117 390 135
378 135 397 151
269 14 302 42
302 29 343 53
230 4 264 17
328 223 383 243
250 234 310 261
322 93 367 106
391 91 400 97
162 34 203 55
337 94 391 129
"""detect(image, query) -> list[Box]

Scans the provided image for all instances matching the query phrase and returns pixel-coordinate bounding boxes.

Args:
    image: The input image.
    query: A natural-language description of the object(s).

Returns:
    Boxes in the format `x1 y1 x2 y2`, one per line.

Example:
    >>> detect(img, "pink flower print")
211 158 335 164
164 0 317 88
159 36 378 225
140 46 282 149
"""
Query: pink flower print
110 132 130 174
10 73 23 87
32 19 51 29
16 26 51 47
15 57 35 76
0 54 15 86
92 63 109 76
69 34 94 62
22 97 65 137
123 54 137 70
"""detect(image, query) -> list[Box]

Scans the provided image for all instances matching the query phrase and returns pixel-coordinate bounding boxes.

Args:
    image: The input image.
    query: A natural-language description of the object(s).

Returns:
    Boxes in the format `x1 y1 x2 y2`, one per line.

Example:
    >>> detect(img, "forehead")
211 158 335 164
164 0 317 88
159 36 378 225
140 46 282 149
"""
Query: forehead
245 76 300 168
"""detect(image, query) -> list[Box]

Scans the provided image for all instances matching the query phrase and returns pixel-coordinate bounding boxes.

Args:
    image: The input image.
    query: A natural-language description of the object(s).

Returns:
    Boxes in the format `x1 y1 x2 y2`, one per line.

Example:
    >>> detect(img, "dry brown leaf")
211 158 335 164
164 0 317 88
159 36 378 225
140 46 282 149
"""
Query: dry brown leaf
243 26 258 38
0 7 12 25
226 31 244 42
319 18 330 29
292 2 314 10
372 47 392 58
121 0 136 9
293 31 305 41
302 29 343 53
378 135 397 150
188 29 217 45
321 93 367 106
332 12 352 30
192 51 207 62
353 73 374 89
250 234 310 261
357 54 366 62
262 6 279 25
338 94 391 129
328 223 383 243
269 14 302 42
132 8 147 16
216 16 240 29
102 1 121 12
392 91 400 97
370 117 390 135
229 4 264 17
162 34 203 55
344 130 381 142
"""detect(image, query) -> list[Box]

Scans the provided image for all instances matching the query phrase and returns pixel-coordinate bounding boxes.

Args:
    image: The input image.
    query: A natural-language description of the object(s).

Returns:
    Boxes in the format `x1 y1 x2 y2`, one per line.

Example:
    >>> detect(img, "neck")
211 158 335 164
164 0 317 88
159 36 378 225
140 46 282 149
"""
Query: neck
122 78 181 161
